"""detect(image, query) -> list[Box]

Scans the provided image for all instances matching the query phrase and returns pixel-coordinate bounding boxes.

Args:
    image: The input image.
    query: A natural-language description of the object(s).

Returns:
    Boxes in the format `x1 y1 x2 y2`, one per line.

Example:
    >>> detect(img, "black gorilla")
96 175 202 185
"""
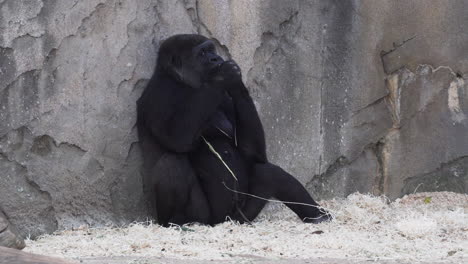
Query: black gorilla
137 34 331 226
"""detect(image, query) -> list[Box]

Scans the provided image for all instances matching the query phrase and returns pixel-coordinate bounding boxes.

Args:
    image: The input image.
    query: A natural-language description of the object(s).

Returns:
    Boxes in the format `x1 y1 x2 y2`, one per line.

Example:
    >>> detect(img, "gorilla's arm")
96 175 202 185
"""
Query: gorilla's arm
140 75 225 153
229 83 268 164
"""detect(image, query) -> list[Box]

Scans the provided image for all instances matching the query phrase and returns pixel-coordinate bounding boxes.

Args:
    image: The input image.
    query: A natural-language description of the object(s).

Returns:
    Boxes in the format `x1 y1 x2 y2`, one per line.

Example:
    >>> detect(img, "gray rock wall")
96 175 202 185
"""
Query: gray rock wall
0 0 467 237
0 210 25 249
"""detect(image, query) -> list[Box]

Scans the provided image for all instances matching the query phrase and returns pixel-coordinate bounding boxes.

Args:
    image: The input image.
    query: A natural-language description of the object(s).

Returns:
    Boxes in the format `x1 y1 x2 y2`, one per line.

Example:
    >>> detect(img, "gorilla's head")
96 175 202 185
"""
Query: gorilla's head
157 34 224 88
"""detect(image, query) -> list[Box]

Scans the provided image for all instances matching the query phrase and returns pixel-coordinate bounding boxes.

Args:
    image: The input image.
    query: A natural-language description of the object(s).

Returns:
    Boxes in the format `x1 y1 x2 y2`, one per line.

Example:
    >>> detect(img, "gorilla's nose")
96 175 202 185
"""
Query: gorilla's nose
210 58 223 64
210 55 224 64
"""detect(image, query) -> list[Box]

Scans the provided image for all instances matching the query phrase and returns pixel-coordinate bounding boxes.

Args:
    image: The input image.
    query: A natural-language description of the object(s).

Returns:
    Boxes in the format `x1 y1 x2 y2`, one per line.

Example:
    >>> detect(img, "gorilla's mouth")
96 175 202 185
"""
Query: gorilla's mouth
208 63 223 75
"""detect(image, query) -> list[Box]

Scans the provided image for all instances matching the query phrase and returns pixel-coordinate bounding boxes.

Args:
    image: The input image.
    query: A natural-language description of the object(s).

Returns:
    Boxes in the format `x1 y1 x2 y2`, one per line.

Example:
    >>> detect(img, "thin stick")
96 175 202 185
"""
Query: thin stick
202 136 238 181
203 136 328 218
222 182 323 210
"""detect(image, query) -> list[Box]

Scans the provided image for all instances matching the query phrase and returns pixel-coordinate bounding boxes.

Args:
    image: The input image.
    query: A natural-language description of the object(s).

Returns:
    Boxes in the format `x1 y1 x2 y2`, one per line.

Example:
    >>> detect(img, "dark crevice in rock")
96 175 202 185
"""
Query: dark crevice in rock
32 134 87 155
0 47 17 91
0 209 8 233
25 176 53 203
124 141 140 164
31 135 53 156
370 140 386 196
77 3 107 33
117 65 139 97
56 142 87 153
0 152 26 170
44 47 57 65
306 156 348 190
380 35 417 57
380 35 419 75
319 156 348 177
307 133 390 199
0 209 25 249
71 0 80 9
14 32 45 42
131 78 149 93
402 156 468 195
345 94 388 123
276 10 300 41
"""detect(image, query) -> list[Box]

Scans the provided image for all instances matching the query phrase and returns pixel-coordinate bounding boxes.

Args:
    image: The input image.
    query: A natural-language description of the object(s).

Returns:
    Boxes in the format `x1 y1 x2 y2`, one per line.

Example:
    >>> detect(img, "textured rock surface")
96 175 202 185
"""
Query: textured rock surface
0 0 467 237
0 210 25 249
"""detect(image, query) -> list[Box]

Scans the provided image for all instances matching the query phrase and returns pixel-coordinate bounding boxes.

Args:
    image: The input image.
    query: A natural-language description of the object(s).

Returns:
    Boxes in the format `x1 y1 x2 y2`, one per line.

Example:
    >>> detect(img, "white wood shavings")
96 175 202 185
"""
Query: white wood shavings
25 192 468 263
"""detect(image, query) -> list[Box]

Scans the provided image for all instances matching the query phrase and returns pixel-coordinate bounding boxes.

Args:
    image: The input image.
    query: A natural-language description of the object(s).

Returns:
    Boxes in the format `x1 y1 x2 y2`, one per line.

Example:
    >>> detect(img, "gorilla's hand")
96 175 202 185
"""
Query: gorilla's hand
211 60 243 88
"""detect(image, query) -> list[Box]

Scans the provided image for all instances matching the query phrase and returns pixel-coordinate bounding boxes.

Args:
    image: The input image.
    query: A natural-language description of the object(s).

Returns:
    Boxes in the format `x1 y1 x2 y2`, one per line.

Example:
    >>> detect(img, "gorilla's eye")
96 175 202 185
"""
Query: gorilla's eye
200 49 206 56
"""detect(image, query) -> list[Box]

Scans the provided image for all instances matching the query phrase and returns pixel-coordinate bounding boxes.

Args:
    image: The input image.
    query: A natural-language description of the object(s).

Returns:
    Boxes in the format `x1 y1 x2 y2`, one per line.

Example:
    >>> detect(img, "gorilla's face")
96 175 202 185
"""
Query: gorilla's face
157 35 225 89
194 40 224 76
180 40 224 88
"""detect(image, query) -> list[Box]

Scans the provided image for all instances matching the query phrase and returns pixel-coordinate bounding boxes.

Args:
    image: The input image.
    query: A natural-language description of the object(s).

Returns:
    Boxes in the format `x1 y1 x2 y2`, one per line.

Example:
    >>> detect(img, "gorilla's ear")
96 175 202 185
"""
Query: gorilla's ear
171 55 182 69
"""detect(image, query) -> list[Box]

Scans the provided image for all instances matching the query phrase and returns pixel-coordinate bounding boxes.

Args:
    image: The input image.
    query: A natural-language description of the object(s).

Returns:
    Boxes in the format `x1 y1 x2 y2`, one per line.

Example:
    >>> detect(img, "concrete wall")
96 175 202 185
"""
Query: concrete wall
0 0 467 237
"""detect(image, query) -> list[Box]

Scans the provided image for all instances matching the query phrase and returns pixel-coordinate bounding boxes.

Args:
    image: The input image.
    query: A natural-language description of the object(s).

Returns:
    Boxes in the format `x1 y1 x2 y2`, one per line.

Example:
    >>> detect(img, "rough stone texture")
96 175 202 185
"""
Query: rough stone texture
0 0 467 238
0 0 197 238
0 210 25 249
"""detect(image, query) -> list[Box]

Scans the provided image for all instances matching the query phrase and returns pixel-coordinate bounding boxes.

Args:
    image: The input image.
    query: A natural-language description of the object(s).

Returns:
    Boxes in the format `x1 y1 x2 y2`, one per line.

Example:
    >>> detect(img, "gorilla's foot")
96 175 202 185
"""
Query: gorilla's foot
302 209 333 224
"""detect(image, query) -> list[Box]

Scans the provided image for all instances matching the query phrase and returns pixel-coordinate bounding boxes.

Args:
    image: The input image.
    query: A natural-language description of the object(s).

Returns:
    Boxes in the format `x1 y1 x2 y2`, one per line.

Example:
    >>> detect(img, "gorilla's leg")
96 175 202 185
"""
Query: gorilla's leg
238 163 331 224
152 154 211 226
155 178 212 226
183 179 211 224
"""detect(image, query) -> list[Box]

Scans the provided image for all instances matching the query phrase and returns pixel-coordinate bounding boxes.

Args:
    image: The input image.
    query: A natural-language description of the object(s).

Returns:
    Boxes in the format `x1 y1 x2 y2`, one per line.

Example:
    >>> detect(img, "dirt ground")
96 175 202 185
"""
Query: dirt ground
77 256 455 264
24 192 468 264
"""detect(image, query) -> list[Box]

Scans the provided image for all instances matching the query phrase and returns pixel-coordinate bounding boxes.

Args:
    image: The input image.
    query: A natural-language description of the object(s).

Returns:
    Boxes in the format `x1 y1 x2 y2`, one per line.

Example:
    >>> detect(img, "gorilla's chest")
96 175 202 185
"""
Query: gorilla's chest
190 93 248 194
203 94 236 141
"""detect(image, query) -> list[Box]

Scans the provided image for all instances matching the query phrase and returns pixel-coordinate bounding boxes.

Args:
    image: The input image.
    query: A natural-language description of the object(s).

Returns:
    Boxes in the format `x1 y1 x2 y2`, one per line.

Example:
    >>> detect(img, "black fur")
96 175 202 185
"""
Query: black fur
137 34 330 226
